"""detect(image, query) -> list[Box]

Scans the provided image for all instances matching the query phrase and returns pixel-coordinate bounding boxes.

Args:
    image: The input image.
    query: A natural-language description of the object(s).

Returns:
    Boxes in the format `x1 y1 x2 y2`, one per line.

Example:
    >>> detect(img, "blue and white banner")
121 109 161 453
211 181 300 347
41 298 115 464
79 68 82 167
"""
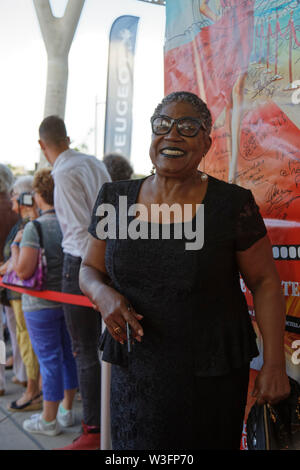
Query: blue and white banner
104 15 140 159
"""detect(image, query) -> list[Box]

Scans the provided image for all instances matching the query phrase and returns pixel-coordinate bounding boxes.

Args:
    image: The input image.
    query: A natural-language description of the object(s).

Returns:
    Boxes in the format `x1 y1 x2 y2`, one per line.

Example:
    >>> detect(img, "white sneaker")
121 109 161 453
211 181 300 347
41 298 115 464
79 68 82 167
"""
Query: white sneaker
23 413 61 436
57 405 74 427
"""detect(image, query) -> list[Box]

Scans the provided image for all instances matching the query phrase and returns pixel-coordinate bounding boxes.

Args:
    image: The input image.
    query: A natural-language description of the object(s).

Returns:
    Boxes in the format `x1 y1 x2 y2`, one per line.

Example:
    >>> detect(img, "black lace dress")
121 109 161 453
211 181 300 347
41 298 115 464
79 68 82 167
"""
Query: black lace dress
88 175 267 450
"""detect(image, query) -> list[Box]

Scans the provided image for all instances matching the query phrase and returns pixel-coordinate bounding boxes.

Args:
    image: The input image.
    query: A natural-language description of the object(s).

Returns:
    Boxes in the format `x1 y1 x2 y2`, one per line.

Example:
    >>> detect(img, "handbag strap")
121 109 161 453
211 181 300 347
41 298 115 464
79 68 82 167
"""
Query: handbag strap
32 220 44 249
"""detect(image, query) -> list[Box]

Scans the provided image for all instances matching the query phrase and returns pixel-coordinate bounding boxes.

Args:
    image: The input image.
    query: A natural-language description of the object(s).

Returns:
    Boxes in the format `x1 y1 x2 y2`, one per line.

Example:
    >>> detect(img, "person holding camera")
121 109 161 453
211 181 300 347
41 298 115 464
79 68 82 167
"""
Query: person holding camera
0 175 41 411
9 169 78 436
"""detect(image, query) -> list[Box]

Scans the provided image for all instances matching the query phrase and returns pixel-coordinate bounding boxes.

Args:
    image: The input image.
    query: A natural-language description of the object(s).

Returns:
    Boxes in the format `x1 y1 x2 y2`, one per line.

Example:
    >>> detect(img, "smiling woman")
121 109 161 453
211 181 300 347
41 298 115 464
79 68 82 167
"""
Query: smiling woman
79 91 290 450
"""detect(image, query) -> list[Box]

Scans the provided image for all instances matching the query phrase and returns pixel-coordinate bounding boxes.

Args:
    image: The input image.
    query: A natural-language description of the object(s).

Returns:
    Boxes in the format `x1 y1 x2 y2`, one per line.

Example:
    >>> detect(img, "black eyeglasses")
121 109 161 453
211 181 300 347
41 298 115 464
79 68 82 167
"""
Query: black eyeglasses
151 115 207 137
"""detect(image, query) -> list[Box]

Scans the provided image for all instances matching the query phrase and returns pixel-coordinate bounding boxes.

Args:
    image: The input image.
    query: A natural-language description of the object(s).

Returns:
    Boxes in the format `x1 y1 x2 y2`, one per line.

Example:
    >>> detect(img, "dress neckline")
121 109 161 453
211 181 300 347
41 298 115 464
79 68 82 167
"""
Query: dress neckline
131 173 212 225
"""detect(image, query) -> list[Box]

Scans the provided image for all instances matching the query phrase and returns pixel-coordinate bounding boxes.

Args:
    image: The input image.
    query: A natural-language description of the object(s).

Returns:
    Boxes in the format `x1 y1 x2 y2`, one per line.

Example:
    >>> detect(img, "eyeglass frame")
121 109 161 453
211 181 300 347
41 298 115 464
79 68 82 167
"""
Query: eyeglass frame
151 114 207 137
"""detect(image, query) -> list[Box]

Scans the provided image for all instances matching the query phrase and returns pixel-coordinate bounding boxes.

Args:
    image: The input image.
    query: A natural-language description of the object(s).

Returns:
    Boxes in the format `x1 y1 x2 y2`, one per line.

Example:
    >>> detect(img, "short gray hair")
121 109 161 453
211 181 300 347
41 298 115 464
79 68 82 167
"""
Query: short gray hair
152 91 212 135
12 175 34 195
0 164 14 193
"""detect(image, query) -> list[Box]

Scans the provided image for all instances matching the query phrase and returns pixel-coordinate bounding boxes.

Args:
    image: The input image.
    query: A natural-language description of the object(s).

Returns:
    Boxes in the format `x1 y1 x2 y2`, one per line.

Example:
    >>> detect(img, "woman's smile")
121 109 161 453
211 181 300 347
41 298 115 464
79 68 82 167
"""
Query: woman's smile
160 146 186 158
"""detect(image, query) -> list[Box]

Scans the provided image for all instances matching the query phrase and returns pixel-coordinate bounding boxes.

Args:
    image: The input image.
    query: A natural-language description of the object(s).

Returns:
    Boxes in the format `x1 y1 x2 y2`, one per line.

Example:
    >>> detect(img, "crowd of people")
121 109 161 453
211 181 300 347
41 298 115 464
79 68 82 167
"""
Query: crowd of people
0 121 133 450
0 91 291 450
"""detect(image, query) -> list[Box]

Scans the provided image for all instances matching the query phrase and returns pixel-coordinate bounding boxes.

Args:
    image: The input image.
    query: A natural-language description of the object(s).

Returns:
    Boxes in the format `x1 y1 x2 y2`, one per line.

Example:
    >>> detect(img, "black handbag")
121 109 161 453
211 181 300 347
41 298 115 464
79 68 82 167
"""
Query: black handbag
247 376 300 450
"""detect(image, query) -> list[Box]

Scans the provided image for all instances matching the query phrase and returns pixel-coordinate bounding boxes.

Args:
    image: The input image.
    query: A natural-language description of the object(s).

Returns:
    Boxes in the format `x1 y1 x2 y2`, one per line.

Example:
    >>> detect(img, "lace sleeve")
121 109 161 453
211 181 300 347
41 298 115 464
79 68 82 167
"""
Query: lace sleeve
88 182 110 239
235 190 267 251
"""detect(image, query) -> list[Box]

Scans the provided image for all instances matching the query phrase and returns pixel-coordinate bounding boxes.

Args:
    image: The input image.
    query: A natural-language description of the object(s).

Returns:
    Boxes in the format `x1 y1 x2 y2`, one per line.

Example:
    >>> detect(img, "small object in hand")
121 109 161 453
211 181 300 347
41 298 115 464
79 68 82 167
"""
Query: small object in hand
126 322 132 353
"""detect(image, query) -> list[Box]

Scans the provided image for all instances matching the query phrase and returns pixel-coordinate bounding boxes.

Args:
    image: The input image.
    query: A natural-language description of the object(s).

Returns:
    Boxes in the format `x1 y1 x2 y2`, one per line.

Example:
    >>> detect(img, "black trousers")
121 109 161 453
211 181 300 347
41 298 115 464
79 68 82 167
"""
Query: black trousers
62 253 102 427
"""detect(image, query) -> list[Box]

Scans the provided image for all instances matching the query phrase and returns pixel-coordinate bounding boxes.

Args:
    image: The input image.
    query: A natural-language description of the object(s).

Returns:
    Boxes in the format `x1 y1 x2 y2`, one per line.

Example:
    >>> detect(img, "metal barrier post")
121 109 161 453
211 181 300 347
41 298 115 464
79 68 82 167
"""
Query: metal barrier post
100 320 112 450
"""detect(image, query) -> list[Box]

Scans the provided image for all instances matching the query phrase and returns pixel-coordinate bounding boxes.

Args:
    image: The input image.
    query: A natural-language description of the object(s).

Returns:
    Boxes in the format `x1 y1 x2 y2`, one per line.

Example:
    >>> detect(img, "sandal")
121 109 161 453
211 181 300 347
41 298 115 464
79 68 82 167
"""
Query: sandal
8 393 43 412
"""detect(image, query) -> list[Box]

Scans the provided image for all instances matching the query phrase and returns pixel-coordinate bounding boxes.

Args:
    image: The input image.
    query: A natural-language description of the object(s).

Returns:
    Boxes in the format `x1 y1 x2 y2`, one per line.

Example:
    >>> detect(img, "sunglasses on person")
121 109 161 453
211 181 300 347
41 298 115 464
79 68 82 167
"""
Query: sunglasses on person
151 115 207 137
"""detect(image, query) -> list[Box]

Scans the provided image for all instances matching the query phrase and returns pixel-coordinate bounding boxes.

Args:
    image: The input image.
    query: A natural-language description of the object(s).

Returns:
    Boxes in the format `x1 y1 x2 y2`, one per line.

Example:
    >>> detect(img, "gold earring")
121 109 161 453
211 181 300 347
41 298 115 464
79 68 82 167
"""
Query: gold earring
150 165 156 175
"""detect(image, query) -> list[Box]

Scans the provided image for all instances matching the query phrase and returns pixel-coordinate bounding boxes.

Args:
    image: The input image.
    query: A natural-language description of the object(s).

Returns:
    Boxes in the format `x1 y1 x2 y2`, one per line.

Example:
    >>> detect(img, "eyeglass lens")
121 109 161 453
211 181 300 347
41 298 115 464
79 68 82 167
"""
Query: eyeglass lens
152 117 202 137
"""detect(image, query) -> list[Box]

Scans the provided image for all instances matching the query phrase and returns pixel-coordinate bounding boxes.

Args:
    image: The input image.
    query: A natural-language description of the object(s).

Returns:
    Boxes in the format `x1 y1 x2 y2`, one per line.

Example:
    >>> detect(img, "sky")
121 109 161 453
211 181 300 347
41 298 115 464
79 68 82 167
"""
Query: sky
0 0 165 175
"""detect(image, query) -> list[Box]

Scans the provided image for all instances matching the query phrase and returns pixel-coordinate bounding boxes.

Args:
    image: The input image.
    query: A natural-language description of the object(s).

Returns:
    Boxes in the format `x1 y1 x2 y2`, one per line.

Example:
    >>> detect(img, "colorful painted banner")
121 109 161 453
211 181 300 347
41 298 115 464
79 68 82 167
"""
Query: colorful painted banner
165 0 300 449
104 15 140 158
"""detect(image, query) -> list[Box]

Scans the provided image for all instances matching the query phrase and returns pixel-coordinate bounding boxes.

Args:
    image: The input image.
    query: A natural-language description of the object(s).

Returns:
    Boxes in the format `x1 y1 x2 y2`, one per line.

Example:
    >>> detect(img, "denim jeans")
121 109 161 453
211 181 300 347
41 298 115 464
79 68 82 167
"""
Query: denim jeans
24 307 78 402
62 254 101 427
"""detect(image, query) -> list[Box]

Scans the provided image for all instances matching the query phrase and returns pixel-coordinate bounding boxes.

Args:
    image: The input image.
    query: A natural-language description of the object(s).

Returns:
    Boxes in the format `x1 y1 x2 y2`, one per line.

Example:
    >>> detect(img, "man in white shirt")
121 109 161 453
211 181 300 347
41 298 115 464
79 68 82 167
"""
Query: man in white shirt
38 115 111 450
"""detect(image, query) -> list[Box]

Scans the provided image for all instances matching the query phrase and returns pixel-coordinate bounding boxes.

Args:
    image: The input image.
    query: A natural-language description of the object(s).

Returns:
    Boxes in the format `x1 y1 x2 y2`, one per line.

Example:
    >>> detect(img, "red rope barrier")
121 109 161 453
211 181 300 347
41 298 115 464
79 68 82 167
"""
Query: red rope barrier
256 12 300 44
291 21 300 47
268 20 276 39
0 276 93 308
254 12 300 84
277 18 291 39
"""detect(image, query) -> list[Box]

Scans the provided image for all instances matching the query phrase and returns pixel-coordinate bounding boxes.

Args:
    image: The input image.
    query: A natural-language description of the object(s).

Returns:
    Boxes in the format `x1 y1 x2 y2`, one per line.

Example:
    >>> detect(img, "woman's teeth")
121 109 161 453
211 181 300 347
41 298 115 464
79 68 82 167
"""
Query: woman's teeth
161 149 185 157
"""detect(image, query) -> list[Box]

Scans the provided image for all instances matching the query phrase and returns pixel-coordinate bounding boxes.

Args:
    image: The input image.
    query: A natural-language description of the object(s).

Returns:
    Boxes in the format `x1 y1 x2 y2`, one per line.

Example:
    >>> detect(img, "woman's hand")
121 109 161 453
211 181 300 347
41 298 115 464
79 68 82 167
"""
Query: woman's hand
237 236 290 406
0 260 10 275
80 236 144 345
252 364 290 405
13 229 24 244
92 285 144 345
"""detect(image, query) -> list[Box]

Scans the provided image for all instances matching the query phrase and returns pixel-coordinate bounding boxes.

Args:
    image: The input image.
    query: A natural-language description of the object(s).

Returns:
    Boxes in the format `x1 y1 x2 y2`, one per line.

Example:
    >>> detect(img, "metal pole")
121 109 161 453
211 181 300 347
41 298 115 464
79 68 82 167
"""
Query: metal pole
100 320 112 450
95 96 98 157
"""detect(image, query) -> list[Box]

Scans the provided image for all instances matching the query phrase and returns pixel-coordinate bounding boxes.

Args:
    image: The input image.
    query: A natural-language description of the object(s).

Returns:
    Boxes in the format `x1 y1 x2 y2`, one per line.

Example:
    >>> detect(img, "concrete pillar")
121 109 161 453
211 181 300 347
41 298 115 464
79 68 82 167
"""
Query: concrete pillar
33 0 85 167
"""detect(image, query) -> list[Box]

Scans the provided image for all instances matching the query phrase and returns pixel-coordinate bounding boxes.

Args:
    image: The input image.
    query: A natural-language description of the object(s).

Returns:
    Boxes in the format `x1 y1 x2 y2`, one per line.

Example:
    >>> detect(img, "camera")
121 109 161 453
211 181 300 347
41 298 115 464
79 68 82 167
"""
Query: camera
17 192 34 207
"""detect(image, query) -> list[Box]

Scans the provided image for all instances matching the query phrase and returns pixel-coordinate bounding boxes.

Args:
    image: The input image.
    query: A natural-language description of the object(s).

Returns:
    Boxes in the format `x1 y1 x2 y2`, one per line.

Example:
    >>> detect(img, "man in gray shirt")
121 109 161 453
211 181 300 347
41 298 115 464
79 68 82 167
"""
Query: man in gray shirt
38 115 111 450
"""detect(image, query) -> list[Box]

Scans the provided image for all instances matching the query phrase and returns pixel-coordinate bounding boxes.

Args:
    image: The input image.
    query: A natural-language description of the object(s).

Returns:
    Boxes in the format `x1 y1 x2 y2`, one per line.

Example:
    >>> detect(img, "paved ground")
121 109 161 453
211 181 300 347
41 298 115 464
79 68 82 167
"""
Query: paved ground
0 367 83 451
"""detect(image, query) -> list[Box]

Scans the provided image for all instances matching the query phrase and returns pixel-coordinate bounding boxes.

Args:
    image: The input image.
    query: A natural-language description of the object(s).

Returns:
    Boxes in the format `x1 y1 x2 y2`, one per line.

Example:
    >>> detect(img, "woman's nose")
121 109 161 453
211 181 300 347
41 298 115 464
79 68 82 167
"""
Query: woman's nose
165 122 183 140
